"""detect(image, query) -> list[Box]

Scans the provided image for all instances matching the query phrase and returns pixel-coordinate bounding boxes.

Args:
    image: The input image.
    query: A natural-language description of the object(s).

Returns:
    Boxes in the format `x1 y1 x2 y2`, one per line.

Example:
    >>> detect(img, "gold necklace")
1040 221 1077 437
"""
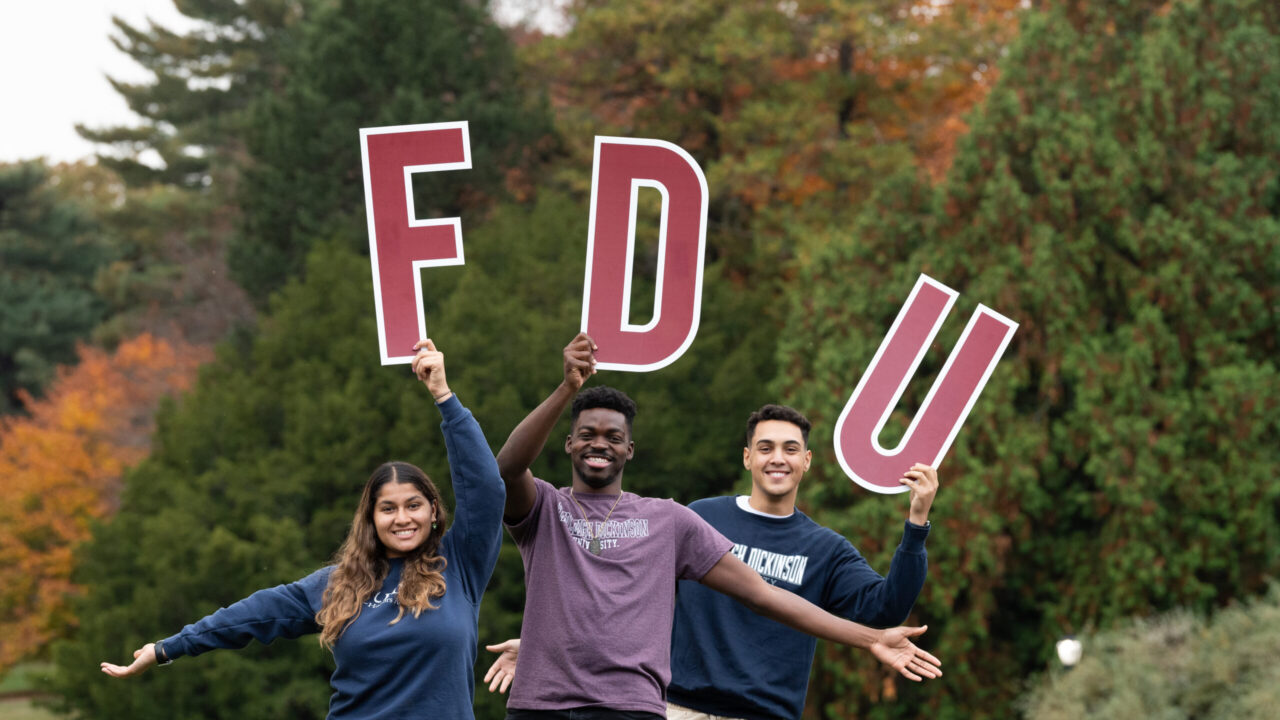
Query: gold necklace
568 488 624 555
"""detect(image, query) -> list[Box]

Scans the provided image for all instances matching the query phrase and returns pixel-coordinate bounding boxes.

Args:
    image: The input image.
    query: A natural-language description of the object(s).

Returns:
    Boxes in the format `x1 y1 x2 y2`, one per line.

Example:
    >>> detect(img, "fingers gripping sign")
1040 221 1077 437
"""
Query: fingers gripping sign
411 338 453 403
899 463 939 526
562 332 598 392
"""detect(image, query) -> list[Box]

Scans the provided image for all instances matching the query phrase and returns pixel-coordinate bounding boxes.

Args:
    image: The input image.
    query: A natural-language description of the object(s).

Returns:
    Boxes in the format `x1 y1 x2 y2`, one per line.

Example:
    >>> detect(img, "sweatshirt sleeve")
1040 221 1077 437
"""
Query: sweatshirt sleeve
824 520 929 628
436 394 506 603
156 568 328 662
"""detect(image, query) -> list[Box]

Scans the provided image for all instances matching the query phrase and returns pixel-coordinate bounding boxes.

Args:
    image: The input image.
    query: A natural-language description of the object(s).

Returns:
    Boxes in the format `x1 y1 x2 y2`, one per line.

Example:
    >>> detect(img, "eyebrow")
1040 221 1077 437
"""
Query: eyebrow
378 495 426 505
577 423 627 434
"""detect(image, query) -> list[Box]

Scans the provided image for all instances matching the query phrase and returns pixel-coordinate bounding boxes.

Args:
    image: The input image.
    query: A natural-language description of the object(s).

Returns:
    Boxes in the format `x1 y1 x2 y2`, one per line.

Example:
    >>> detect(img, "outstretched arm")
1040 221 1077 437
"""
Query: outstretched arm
99 572 322 678
495 333 596 522
699 553 942 681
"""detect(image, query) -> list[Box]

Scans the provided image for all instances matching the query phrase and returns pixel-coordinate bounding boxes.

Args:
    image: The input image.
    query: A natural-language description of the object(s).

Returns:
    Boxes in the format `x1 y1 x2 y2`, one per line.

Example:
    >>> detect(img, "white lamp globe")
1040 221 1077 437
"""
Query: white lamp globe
1056 637 1083 667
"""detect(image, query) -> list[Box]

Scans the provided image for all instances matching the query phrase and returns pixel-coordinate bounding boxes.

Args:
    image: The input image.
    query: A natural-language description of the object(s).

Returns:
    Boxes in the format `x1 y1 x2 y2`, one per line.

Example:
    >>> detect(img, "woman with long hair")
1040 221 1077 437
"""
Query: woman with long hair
101 339 505 719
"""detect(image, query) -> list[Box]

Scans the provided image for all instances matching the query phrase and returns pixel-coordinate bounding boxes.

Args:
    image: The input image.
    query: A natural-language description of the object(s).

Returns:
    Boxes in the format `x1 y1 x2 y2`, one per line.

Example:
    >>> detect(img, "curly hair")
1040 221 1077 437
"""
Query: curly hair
571 385 637 430
316 461 448 649
745 404 811 446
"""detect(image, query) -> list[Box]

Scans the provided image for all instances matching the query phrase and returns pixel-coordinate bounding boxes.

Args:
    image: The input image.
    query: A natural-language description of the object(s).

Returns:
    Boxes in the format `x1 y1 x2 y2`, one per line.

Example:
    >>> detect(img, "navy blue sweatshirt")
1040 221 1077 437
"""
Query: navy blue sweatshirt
156 395 505 720
667 496 929 720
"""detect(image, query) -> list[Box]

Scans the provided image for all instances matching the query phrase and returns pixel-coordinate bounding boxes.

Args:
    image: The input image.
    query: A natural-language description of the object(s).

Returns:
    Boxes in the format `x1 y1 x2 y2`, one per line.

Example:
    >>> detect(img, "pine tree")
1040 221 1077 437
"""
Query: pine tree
78 0 307 187
779 2 1280 717
0 162 114 413
230 0 554 304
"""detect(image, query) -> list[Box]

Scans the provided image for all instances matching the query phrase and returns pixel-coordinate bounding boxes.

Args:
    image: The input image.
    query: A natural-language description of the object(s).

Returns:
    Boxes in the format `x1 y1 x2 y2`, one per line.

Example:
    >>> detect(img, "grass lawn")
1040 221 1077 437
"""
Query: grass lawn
0 664 51 695
0 664 61 720
0 698 62 720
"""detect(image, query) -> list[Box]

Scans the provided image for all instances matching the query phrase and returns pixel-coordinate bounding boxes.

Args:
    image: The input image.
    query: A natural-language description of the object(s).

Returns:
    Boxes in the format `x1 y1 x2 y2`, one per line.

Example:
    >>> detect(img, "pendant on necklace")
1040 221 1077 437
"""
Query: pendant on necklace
589 537 602 555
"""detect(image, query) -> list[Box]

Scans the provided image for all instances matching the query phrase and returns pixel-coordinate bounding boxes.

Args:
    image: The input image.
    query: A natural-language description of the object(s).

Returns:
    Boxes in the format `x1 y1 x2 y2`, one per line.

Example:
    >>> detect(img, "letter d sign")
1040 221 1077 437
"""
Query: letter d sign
582 137 708 371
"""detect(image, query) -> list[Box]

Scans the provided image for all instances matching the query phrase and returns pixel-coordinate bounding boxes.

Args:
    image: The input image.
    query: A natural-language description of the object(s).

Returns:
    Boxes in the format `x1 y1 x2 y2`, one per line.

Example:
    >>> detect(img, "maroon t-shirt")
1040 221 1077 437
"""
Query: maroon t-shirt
505 477 733 715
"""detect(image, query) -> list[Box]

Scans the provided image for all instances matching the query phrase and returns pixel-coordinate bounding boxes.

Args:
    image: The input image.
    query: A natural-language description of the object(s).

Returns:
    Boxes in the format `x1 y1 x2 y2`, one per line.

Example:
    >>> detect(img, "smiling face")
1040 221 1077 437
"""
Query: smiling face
745 419 812 507
373 482 436 558
565 407 634 491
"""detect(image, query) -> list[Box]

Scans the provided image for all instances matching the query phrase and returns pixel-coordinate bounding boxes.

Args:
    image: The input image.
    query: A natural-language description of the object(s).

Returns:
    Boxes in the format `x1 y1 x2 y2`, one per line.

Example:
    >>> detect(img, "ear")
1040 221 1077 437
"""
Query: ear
743 446 751 469
564 434 573 454
625 440 635 460
802 448 812 472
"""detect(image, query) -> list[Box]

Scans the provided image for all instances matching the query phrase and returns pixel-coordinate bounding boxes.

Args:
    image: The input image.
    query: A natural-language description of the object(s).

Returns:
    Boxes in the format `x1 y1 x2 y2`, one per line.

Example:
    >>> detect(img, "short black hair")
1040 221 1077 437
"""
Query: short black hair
572 386 637 430
745 404 811 446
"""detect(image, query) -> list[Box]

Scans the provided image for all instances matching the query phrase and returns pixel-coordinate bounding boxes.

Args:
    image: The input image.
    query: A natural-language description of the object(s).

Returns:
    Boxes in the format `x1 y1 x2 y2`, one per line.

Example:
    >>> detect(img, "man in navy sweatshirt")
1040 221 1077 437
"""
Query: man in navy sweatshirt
663 403 938 720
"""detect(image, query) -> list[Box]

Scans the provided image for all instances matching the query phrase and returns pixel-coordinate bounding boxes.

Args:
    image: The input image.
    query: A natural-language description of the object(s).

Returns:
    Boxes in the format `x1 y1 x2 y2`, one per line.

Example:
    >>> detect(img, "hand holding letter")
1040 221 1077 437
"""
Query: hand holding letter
900 463 939 526
412 338 453 402
562 332 597 392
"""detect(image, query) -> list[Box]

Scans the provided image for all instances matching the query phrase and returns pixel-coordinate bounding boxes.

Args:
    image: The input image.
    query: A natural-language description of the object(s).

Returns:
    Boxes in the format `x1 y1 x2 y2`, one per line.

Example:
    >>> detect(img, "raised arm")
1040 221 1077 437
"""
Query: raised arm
494 333 596 522
831 463 937 626
699 553 942 681
414 338 506 598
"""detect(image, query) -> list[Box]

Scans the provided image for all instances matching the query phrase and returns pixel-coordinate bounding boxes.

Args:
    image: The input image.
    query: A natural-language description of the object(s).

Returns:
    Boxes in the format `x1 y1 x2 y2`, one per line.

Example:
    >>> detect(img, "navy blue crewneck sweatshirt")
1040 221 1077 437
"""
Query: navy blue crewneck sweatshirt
157 395 505 719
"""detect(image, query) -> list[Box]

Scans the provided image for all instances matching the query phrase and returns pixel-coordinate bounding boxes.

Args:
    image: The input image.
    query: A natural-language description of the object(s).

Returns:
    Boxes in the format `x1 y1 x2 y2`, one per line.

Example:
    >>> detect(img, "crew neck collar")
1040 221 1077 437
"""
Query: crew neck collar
736 495 795 519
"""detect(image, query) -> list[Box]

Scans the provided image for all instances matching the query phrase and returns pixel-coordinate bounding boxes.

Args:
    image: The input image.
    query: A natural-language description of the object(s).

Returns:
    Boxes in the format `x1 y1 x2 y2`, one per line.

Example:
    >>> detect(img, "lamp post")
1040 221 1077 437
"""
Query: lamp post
1056 636 1082 670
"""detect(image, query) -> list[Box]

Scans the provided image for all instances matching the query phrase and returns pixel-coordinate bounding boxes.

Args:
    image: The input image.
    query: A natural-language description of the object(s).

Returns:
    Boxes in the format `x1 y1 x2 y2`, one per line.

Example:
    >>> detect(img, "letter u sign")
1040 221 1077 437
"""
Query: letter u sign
834 275 1018 493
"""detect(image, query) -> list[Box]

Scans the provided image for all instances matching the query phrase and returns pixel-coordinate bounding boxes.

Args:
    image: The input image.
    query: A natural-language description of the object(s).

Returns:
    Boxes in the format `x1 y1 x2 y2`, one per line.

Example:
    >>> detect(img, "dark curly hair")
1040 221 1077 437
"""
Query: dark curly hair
572 386 637 430
745 404 811 446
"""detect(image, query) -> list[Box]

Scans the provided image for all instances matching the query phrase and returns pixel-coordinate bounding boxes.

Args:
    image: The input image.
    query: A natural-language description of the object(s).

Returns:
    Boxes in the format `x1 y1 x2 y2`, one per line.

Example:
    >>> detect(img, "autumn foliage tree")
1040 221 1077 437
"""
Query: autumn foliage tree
778 2 1280 717
0 335 208 671
528 0 1021 221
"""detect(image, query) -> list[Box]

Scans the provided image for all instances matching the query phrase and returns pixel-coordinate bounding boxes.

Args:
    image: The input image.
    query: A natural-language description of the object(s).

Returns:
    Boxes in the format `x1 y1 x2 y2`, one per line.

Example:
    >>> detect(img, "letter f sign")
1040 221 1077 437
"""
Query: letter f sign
360 122 471 365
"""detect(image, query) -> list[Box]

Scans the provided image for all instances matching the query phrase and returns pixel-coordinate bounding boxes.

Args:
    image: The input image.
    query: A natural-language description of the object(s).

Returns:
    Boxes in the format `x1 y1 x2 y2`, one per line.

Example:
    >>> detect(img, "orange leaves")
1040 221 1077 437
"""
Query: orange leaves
0 334 209 669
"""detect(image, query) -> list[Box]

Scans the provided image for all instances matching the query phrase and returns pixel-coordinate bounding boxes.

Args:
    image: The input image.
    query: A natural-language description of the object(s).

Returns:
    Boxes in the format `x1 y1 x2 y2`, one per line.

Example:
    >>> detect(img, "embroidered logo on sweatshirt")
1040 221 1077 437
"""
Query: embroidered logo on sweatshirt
365 588 399 609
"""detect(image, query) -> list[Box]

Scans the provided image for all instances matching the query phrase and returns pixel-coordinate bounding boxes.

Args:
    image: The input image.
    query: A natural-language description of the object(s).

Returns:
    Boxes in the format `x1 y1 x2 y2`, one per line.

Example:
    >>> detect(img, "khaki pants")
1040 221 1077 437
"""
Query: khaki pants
665 702 746 720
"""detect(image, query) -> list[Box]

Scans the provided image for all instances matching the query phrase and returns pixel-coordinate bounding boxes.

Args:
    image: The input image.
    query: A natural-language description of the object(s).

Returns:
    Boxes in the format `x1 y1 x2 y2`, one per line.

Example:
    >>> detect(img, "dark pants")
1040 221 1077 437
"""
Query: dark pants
506 709 665 720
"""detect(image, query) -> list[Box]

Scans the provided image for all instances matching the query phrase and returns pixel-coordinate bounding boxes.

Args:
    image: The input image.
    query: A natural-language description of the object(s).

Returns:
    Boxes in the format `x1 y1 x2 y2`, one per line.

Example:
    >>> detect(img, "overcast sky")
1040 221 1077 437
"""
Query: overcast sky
0 0 195 164
0 1 567 166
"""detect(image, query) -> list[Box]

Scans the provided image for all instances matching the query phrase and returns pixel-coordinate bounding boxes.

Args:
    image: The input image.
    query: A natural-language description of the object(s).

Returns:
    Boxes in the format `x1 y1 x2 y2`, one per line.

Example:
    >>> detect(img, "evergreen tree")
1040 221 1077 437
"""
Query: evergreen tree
79 0 307 187
779 2 1280 718
0 162 113 413
231 0 553 304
